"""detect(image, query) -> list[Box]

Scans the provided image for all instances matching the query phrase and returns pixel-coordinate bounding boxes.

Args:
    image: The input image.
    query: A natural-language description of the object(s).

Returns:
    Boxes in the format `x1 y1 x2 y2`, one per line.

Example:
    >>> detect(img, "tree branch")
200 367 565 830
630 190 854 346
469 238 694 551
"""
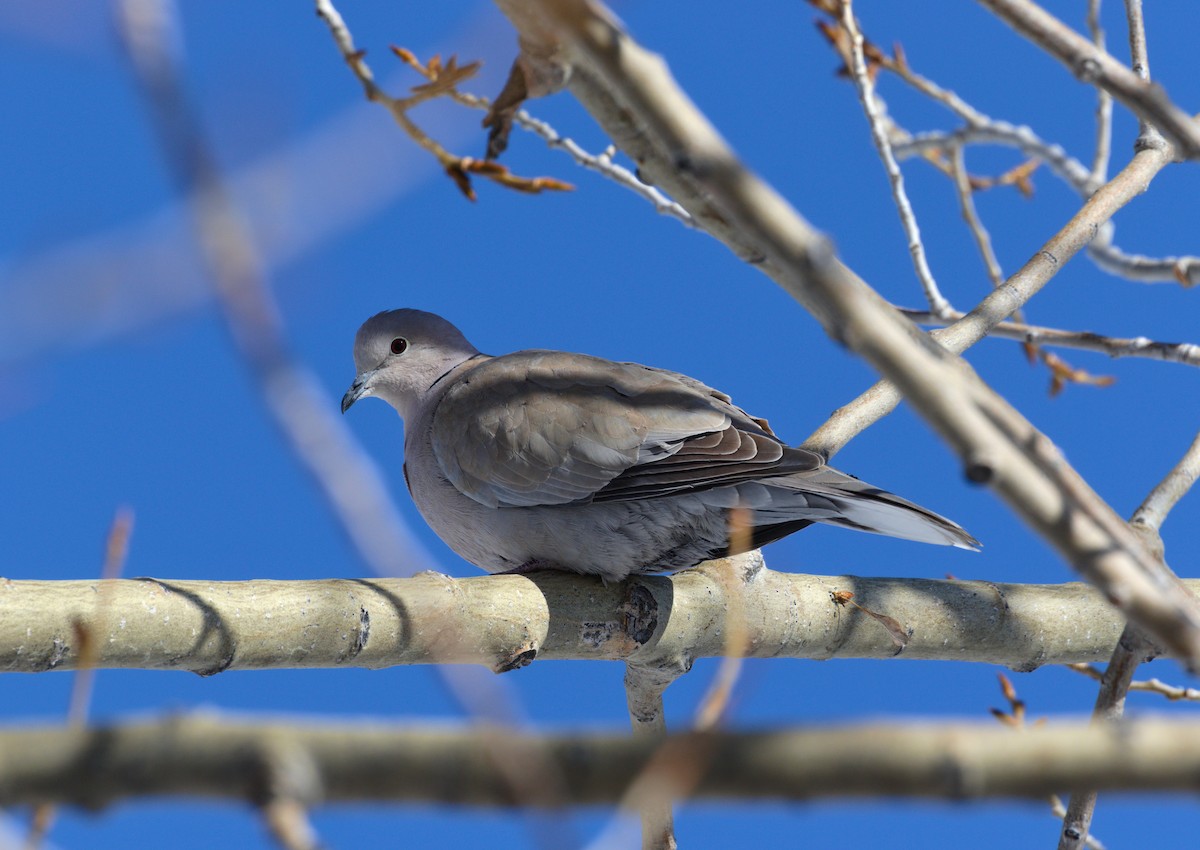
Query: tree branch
4 569 1199 674
899 308 1200 368
977 0 1200 158
7 714 1200 808
488 0 1200 666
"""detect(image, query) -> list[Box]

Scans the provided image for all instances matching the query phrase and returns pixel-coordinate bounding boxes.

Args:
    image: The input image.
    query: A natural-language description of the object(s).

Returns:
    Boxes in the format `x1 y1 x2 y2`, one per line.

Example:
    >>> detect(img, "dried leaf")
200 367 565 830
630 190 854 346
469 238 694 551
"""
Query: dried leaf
391 46 420 70
853 602 909 650
444 163 476 201
1041 350 1116 396
998 672 1017 703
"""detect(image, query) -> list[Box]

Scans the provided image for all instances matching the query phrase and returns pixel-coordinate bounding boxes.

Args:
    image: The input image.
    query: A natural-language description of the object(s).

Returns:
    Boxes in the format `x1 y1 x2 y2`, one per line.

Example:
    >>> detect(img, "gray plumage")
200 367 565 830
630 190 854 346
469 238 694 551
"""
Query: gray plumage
342 309 978 582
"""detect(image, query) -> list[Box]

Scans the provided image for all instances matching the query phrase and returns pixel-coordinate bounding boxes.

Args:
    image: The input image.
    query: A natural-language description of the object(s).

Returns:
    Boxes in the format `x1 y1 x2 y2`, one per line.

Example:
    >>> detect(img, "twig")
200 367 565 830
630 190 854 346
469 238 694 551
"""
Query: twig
1086 0 1113 184
807 141 1176 457
949 144 1005 290
314 0 571 200
1067 662 1200 702
1057 625 1150 850
1060 256 1184 849
895 124 1095 194
978 0 1200 158
390 48 695 227
896 127 1200 286
1088 232 1200 287
988 674 1113 850
838 1 952 318
513 118 694 226
1130 429 1200 532
1050 789 1108 850
946 144 1110 393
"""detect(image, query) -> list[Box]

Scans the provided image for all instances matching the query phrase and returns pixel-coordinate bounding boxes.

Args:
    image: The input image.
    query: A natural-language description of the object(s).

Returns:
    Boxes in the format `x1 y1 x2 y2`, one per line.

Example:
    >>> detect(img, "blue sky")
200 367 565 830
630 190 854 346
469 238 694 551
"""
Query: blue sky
2 1 1198 847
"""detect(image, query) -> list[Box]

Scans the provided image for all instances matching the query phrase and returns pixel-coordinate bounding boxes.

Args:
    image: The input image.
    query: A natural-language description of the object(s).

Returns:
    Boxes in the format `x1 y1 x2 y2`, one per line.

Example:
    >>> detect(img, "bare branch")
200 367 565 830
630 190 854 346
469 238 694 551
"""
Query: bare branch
838 1 952 317
978 0 1200 158
1123 0 1151 82
5 570 1200 674
807 139 1174 456
1067 663 1200 702
1130 429 1200 532
949 144 1006 289
899 308 1200 367
1057 625 1152 850
9 715 1200 808
114 0 439 582
314 0 572 199
1086 0 1113 183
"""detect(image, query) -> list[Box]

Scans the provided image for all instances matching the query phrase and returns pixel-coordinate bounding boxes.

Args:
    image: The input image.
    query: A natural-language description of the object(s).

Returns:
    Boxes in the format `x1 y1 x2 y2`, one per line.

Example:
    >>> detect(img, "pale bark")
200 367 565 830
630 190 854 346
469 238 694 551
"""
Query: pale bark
3 567 1193 674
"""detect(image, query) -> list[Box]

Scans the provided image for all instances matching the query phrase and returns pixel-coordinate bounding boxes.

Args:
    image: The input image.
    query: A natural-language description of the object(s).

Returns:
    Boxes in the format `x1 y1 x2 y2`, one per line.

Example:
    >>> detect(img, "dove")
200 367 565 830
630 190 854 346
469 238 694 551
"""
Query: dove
342 309 978 581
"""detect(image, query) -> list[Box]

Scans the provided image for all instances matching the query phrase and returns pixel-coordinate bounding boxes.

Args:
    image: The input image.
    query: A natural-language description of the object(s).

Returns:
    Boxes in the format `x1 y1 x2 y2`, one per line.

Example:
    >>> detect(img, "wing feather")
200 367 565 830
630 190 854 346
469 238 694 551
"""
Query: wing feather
431 350 823 509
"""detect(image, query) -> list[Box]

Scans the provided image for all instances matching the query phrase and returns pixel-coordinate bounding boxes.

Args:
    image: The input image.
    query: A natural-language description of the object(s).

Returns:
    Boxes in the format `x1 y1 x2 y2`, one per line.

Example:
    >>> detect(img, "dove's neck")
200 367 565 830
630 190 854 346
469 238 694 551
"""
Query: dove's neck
401 353 490 432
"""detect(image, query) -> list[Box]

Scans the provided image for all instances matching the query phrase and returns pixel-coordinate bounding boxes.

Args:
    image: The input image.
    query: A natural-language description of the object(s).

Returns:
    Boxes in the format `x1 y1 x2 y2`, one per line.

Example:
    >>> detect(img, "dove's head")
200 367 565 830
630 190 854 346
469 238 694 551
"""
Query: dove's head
342 309 480 420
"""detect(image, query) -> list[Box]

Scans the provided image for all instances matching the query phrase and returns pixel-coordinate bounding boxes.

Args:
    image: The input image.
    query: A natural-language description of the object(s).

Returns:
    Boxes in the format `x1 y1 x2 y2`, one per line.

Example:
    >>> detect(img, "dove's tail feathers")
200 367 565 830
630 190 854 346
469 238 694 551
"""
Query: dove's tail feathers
813 491 980 550
756 467 981 551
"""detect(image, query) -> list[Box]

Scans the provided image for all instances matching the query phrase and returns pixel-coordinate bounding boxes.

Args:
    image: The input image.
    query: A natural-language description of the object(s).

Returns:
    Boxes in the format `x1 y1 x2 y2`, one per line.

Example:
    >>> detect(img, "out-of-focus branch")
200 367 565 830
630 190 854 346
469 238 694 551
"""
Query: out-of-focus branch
114 1 437 581
9 714 1200 808
978 0 1200 158
5 570 1200 674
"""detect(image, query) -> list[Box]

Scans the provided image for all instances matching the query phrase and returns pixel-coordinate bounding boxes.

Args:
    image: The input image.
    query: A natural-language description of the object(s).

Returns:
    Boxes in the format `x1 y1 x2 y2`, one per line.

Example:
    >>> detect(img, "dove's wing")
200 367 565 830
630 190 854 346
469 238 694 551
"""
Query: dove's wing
430 350 823 509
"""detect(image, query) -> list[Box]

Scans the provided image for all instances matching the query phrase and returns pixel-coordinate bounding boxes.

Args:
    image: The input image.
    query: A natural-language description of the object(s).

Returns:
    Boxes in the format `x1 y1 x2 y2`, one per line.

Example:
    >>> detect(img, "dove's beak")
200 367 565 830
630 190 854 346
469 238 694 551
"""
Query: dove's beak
341 370 376 413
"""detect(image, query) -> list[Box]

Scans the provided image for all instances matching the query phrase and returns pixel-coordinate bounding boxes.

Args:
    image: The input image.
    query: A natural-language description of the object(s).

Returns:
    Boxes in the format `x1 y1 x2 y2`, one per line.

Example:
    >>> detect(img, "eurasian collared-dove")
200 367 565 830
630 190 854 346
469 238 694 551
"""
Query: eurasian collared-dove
342 309 978 581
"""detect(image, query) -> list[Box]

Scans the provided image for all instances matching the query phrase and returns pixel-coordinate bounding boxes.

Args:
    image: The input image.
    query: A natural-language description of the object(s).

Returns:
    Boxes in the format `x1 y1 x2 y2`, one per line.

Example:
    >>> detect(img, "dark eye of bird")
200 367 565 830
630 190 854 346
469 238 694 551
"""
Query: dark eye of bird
390 337 408 355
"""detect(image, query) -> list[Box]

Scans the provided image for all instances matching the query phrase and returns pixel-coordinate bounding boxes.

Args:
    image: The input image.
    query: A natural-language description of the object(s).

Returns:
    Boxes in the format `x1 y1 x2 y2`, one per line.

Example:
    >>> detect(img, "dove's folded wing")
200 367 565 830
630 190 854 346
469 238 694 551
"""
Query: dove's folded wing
430 351 824 509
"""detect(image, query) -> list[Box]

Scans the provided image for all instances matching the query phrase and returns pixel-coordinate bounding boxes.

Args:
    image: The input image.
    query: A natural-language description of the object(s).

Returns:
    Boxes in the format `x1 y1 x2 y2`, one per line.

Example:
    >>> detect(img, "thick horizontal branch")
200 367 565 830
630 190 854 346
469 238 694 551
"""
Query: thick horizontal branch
2 567 1195 674
6 713 1200 808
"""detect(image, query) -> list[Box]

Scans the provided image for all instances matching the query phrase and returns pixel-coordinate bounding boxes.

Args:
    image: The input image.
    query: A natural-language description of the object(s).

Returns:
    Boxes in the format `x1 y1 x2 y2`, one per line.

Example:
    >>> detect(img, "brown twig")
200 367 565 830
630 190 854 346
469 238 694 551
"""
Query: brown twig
314 0 571 200
25 508 133 850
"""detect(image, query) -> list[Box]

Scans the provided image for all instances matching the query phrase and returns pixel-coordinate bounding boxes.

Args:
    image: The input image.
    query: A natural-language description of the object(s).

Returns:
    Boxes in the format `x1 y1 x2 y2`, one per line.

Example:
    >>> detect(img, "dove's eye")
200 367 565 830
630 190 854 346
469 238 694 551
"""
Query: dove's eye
390 337 408 355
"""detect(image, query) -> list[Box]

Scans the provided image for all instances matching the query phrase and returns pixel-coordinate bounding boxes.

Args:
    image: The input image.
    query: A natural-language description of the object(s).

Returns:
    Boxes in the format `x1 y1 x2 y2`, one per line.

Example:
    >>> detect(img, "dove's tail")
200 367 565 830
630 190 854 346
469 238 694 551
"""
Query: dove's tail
738 467 980 552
